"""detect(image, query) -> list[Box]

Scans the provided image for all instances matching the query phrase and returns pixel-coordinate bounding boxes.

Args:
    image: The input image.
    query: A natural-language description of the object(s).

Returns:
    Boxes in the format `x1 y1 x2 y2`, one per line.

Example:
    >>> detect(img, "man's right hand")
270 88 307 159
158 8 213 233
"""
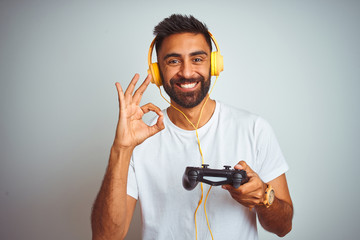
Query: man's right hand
92 74 160 239
113 73 165 150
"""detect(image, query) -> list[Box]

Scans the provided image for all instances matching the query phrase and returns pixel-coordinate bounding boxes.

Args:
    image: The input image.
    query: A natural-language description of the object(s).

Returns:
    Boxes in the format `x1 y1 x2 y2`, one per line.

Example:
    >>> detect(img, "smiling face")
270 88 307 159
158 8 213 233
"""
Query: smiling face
157 33 212 108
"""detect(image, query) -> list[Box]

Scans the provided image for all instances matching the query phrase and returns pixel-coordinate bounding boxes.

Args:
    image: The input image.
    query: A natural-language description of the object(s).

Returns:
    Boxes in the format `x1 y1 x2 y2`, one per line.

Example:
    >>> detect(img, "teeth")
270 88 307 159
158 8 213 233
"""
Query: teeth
180 82 197 89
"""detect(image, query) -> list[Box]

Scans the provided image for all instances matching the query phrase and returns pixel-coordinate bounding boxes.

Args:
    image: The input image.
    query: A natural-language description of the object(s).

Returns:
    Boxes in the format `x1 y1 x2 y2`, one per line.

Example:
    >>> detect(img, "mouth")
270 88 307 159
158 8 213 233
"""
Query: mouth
179 82 198 89
174 79 200 91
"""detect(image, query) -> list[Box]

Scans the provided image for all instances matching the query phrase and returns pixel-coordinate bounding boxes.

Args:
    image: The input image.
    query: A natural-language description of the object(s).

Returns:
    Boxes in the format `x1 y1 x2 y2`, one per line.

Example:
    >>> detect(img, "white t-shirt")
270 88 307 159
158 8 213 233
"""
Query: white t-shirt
127 101 289 240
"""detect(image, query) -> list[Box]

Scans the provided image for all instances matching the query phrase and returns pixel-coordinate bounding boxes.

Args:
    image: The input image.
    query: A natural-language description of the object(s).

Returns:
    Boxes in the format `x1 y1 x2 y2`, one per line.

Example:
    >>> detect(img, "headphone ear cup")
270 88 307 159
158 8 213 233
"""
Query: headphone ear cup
211 51 224 76
148 62 162 87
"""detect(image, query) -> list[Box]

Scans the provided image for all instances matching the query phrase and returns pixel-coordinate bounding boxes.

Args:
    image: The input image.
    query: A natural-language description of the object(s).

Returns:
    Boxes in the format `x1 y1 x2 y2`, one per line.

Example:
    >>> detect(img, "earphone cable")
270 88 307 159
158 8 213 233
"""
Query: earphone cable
157 75 219 240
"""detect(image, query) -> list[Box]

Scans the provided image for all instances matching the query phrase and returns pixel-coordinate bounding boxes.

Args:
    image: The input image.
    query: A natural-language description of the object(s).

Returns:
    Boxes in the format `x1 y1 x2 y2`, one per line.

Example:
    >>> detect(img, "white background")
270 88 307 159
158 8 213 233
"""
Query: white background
1 0 359 239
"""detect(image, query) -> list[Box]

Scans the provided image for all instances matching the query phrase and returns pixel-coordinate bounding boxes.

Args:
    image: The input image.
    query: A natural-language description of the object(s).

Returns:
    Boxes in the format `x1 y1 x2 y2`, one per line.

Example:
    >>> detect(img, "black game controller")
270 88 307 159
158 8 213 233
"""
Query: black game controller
182 164 248 190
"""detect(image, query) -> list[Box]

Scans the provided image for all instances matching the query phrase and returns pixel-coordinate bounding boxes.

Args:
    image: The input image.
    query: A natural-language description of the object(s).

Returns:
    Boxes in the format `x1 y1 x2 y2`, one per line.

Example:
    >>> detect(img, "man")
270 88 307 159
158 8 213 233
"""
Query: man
91 14 293 240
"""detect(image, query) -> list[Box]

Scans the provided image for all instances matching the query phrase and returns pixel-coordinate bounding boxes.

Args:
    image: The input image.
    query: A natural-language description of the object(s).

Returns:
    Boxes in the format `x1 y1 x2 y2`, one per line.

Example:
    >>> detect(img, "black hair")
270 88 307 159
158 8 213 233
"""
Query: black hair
153 14 212 54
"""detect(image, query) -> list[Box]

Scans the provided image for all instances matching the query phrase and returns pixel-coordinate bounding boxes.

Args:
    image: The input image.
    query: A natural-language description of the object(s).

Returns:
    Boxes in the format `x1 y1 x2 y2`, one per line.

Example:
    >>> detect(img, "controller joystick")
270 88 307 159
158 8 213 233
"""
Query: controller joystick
182 164 248 190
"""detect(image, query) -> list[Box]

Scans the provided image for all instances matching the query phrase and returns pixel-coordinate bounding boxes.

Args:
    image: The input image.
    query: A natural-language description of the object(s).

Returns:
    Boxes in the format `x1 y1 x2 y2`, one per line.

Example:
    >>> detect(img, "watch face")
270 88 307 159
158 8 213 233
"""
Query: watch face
268 189 275 204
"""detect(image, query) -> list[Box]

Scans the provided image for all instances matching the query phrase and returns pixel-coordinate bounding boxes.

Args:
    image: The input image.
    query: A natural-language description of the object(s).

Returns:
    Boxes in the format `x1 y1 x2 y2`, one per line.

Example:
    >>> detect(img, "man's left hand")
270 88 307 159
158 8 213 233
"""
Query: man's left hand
222 161 266 209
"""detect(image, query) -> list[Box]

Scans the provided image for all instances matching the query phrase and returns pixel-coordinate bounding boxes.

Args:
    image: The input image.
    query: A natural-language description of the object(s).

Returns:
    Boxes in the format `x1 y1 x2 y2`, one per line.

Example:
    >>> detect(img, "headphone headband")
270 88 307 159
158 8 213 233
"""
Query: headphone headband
147 37 157 71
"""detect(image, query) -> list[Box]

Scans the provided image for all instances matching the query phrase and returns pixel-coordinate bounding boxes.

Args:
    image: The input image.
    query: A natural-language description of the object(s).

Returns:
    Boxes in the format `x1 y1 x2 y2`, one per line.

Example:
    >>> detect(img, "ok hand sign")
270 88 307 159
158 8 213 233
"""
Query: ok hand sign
113 74 165 150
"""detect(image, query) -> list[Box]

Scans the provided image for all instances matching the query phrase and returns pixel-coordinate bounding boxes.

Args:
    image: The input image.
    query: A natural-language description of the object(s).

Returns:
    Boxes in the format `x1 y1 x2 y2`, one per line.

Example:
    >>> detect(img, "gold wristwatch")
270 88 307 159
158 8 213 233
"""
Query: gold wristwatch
263 184 275 208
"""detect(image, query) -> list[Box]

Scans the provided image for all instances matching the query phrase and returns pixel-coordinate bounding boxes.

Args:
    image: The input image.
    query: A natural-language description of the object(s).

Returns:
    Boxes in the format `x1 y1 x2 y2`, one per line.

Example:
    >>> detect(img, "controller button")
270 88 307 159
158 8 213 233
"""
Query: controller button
202 164 209 168
189 171 198 177
224 165 231 170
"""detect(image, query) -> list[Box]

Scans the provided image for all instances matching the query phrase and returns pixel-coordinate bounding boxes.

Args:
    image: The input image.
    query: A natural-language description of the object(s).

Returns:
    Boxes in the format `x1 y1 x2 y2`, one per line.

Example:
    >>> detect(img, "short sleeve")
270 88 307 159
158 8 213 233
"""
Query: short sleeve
254 117 289 183
127 156 139 199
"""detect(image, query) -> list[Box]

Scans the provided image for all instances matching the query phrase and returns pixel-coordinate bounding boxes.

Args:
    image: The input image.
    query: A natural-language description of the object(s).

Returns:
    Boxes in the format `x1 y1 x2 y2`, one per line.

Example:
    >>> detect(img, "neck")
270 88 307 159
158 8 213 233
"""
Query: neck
167 95 216 130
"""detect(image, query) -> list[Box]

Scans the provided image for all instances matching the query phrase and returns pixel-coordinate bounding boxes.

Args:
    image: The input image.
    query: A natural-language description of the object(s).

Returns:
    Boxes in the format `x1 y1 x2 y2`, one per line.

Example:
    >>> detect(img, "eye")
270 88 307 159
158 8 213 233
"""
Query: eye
168 59 181 65
192 57 204 64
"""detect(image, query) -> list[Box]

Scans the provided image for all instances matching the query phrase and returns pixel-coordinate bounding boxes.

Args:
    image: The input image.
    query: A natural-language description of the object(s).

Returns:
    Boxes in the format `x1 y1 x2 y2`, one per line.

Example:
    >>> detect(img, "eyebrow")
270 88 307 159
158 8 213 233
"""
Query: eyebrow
190 51 208 57
163 51 208 61
163 53 181 61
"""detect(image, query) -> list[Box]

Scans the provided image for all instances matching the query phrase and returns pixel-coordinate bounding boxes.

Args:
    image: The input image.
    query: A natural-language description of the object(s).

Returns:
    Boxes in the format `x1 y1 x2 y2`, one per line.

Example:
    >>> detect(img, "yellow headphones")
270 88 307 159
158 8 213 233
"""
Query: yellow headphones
147 32 224 87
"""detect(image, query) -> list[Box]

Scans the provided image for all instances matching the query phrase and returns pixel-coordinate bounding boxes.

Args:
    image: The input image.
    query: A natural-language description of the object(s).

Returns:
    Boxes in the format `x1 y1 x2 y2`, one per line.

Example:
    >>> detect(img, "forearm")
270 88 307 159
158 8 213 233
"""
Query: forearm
91 146 134 240
255 197 293 237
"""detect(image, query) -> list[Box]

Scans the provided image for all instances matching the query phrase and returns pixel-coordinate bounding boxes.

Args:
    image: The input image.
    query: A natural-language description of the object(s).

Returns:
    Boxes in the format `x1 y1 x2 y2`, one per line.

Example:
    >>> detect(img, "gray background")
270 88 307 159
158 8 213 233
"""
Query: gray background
1 0 359 239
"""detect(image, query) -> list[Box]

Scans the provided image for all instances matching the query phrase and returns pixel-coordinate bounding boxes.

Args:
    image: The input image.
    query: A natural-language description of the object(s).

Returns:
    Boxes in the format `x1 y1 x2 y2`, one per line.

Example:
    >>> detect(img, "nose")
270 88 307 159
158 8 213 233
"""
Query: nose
179 59 194 79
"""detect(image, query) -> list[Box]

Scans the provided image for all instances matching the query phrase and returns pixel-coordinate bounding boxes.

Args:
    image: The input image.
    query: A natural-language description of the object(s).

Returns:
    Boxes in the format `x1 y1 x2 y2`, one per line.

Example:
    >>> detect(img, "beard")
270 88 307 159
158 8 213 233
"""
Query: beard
162 73 211 109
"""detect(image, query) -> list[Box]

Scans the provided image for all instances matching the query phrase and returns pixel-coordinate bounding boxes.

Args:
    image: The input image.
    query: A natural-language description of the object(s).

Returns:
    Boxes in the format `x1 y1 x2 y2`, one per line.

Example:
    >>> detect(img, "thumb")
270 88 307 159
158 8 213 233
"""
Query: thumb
234 160 247 170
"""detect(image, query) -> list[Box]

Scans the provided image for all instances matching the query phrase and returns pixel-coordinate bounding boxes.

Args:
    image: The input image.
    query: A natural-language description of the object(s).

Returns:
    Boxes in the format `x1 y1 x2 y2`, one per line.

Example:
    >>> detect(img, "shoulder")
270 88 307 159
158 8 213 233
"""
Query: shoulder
216 101 275 134
217 101 256 118
216 100 262 124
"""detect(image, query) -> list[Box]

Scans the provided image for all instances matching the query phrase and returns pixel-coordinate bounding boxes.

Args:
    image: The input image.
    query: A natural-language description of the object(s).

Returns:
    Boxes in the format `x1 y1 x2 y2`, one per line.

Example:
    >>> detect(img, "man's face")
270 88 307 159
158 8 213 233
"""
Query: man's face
157 33 211 108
